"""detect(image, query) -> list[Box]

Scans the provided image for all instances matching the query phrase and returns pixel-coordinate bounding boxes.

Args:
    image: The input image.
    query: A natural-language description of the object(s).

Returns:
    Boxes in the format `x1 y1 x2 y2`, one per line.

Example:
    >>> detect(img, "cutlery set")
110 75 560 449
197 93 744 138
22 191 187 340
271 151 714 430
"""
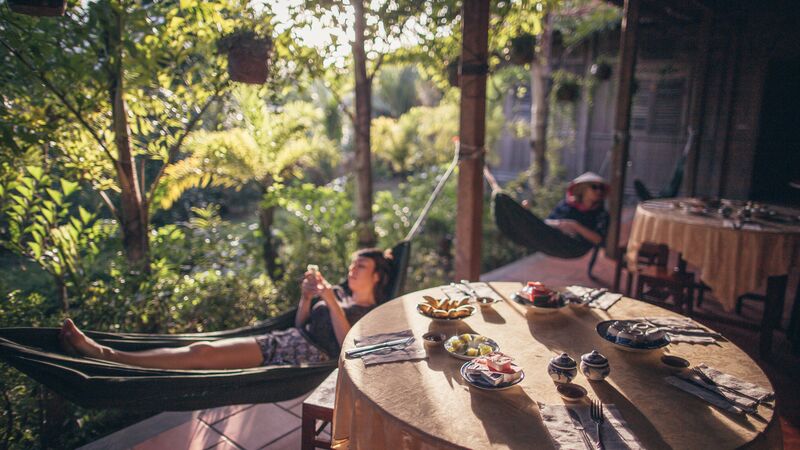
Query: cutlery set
344 337 415 358
566 400 606 450
678 366 773 418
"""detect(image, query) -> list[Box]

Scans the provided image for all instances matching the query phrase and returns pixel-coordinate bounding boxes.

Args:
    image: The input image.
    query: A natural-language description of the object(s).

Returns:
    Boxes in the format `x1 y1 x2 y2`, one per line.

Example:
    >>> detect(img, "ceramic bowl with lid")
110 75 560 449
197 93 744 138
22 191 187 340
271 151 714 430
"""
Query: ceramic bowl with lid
580 350 610 381
548 353 578 383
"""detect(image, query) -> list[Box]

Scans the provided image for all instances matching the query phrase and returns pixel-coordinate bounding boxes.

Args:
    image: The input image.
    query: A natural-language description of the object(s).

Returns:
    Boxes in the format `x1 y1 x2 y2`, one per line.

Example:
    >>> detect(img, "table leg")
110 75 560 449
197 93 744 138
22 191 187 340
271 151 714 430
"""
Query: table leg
760 275 788 360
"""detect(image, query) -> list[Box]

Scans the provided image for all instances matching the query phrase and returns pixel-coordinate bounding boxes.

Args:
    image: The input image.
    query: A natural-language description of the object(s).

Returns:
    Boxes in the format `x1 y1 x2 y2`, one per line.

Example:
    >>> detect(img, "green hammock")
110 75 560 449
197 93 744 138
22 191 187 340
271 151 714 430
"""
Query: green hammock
0 240 412 411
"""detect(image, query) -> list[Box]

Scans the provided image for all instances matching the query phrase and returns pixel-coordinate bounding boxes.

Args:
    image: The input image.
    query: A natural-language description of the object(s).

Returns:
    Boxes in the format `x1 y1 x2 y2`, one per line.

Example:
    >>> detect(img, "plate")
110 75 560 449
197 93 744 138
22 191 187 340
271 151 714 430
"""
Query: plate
596 320 670 352
460 360 525 390
513 292 568 314
444 334 500 360
416 302 476 321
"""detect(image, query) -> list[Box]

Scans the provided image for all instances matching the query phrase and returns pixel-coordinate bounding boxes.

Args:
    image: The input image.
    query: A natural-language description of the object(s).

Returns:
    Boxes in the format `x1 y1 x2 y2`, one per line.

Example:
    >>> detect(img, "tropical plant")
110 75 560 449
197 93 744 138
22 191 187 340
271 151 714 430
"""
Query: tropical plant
156 86 338 278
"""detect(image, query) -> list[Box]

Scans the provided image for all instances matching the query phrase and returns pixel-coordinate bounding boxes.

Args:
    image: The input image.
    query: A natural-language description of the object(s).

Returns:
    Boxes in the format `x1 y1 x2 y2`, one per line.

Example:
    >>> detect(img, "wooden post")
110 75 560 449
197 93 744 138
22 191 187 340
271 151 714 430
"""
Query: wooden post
455 0 490 281
605 0 641 260
683 10 713 196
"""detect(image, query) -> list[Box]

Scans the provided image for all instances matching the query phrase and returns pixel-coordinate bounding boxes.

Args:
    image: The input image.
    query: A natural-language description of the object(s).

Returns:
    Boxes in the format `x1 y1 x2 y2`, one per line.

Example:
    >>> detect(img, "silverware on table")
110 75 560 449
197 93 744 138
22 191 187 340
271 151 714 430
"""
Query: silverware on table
590 400 605 450
344 337 414 358
679 373 757 415
566 407 595 450
691 368 772 409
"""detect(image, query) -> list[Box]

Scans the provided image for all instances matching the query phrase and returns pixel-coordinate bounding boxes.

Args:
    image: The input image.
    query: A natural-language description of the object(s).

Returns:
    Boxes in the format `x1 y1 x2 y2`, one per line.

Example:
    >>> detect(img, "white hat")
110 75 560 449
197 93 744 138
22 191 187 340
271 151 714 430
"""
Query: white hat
569 172 607 188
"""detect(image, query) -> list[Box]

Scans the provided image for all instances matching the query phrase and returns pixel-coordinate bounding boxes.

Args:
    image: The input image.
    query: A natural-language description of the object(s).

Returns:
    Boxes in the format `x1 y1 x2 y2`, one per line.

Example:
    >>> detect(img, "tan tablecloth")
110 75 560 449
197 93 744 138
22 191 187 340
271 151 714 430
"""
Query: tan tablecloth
627 199 800 311
331 282 780 449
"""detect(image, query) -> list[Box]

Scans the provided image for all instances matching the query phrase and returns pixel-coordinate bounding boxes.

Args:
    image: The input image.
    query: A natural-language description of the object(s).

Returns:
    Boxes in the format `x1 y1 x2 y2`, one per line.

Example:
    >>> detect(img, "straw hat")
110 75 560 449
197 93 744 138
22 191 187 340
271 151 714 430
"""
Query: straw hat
568 172 608 188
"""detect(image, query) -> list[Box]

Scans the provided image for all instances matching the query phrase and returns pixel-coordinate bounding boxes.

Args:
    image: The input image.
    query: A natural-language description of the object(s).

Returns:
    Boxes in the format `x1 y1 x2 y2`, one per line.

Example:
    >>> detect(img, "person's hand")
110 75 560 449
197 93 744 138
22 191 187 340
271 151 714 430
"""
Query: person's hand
546 219 578 236
301 270 335 304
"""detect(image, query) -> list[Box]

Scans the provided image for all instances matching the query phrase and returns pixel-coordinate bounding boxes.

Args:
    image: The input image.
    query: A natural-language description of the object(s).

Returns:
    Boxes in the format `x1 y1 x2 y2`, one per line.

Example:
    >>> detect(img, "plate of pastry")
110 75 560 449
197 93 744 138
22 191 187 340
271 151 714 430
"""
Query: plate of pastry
460 352 525 390
597 320 670 352
444 334 499 360
416 295 476 321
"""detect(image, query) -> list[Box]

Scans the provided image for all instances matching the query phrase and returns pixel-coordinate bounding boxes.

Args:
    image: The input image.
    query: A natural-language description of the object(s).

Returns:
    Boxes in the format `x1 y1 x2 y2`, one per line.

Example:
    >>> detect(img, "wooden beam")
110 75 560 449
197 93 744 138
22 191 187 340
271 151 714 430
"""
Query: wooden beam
605 0 641 259
455 0 490 281
683 10 713 196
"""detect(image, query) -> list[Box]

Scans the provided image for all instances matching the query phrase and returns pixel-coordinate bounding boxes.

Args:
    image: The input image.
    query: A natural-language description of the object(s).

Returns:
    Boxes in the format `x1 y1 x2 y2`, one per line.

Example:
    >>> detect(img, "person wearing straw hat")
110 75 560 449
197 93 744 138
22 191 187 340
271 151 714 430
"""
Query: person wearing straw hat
545 171 609 246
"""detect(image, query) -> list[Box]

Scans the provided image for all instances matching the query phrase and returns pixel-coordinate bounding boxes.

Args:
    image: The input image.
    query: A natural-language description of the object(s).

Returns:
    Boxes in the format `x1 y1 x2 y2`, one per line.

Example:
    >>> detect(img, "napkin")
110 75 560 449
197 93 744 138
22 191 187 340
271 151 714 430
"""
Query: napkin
591 292 623 310
565 286 623 310
466 282 504 302
643 317 721 343
353 330 427 366
664 376 745 414
665 334 718 345
540 404 644 450
696 364 774 402
440 285 469 300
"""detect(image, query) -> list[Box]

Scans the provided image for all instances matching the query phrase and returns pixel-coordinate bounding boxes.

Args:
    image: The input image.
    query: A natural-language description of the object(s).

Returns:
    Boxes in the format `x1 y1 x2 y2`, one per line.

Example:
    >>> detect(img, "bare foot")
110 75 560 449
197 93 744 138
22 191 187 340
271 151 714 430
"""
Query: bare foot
59 319 111 360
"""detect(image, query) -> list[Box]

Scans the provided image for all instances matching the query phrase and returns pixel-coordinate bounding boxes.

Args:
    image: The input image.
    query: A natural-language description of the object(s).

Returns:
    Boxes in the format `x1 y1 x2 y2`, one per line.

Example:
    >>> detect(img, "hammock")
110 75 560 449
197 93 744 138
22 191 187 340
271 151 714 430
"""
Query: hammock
0 240 412 411
633 129 694 201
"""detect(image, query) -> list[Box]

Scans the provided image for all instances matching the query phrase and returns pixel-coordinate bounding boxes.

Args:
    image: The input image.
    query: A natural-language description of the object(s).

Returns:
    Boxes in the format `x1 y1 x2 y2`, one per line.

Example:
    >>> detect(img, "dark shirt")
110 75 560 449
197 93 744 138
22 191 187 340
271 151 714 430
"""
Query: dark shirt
547 200 609 244
304 286 375 357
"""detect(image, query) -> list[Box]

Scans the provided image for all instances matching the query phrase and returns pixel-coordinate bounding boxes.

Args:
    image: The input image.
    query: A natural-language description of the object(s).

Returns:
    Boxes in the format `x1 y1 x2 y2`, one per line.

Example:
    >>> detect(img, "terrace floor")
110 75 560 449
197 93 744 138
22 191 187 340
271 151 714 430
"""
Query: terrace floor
81 211 800 449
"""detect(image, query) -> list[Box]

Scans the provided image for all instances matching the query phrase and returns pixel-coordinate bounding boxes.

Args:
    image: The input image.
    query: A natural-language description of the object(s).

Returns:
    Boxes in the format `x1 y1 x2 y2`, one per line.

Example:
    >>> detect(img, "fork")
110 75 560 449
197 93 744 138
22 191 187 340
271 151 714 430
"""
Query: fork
590 400 605 450
691 368 772 409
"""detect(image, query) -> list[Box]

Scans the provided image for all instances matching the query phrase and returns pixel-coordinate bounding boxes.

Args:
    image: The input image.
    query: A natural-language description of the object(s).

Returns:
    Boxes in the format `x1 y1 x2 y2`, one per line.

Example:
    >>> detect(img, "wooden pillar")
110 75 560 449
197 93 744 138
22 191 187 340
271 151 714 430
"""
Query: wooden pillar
455 0 490 281
683 10 713 196
605 0 641 259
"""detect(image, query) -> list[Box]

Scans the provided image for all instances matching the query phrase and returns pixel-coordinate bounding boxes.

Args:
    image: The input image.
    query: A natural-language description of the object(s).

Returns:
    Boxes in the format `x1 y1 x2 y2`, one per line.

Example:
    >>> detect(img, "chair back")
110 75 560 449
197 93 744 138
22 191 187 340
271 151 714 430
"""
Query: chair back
637 242 669 267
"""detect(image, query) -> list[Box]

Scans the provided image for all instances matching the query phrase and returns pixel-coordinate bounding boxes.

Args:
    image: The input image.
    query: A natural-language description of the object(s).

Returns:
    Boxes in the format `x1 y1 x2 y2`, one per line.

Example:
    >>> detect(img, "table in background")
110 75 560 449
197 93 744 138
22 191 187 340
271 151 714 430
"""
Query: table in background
331 282 779 450
627 199 800 357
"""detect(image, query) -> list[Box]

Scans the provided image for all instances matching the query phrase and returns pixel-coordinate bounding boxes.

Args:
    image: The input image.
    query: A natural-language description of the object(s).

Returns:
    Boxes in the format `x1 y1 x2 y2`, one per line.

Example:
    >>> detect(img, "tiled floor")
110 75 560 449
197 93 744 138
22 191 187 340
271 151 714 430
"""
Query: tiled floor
82 207 800 448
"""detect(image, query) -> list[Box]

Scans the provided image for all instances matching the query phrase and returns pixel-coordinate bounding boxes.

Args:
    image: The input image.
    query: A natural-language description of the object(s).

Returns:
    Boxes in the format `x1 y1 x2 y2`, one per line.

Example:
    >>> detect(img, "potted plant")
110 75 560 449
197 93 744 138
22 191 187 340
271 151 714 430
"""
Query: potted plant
509 33 534 65
552 70 582 103
8 0 67 16
590 57 613 81
447 58 460 88
218 30 272 85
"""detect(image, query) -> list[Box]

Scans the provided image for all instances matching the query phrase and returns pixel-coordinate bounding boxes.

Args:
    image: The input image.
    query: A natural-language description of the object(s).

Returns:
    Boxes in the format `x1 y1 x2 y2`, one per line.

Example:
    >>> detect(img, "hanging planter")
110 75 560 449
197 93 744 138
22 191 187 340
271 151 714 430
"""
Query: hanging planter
590 61 613 81
552 70 582 103
8 0 67 16
509 33 534 65
218 31 272 85
447 58 460 88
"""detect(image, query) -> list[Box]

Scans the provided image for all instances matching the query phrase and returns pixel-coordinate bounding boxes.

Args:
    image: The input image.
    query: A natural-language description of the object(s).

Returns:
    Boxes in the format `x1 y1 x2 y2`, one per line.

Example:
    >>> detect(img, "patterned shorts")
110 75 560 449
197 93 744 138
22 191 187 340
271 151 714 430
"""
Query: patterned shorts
255 328 331 366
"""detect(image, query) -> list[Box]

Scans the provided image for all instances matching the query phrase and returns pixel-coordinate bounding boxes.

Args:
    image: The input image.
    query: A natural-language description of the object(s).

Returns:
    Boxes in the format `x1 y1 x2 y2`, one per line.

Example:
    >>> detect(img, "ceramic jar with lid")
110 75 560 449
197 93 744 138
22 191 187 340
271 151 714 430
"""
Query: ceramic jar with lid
580 350 610 381
548 353 578 383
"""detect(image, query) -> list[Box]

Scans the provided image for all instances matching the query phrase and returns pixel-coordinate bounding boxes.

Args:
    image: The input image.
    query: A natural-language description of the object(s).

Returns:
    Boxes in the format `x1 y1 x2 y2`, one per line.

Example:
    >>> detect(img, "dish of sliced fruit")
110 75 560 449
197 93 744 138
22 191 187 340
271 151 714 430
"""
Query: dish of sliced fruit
416 295 476 321
444 334 500 360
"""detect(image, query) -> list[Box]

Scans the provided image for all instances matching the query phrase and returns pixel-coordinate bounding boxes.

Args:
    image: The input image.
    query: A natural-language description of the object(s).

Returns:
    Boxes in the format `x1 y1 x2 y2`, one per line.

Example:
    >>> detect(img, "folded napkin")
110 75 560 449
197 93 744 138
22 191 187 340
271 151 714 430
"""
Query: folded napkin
466 282 504 302
440 285 469 300
353 330 427 366
664 376 746 414
566 286 622 310
591 292 623 310
665 334 718 345
696 363 774 402
540 404 644 450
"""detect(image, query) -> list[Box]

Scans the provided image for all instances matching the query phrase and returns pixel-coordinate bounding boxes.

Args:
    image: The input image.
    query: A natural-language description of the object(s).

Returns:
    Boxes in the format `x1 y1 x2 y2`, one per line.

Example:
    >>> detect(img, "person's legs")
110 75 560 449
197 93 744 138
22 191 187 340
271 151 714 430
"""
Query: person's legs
60 319 264 370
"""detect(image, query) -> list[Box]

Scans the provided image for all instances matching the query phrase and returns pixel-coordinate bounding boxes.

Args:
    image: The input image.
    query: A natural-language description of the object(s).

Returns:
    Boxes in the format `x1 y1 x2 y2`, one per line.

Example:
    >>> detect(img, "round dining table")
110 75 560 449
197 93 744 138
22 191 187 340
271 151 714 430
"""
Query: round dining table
330 282 780 450
626 198 800 357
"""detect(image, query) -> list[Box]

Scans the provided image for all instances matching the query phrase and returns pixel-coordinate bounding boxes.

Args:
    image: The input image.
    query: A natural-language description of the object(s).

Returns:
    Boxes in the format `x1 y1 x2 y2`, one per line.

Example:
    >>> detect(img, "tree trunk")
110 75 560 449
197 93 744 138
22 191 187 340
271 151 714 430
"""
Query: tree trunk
259 204 281 280
352 0 376 248
108 7 150 271
530 13 552 189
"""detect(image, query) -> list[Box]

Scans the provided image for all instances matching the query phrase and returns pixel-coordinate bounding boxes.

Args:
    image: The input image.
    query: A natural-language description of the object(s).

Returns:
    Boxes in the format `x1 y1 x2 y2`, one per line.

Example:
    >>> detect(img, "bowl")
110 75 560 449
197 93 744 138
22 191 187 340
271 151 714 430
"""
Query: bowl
596 320 670 353
556 383 588 402
422 332 446 349
661 355 690 372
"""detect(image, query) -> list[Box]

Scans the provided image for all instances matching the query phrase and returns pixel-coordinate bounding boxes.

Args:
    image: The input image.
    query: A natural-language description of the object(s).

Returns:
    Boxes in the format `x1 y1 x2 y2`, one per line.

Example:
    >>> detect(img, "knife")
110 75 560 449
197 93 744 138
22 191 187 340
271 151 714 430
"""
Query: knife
345 337 414 358
566 408 595 450
678 374 756 415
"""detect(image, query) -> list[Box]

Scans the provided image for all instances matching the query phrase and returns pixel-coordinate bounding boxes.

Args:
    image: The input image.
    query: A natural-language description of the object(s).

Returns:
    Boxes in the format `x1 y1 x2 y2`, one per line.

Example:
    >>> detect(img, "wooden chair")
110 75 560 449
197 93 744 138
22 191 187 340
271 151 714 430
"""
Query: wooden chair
301 368 338 450
614 243 669 296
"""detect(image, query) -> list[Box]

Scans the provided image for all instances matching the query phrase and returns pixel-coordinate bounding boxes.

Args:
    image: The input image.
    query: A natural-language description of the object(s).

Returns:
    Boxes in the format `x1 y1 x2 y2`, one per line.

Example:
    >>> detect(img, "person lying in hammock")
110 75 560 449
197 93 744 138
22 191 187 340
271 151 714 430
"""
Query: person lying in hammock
516 172 609 258
58 248 393 370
